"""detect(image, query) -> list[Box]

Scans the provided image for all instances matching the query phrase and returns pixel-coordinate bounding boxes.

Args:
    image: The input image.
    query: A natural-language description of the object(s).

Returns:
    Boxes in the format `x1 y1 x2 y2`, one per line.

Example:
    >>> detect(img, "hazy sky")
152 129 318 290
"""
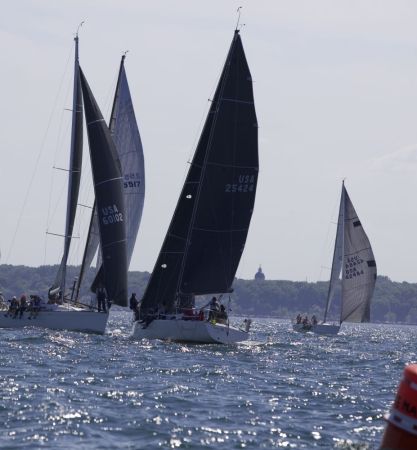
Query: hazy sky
1 1 417 282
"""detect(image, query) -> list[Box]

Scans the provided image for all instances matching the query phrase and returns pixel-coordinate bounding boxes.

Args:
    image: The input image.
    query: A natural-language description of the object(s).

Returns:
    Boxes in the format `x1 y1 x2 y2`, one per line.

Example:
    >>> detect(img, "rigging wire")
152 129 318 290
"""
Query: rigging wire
316 187 342 282
44 103 72 264
6 44 74 265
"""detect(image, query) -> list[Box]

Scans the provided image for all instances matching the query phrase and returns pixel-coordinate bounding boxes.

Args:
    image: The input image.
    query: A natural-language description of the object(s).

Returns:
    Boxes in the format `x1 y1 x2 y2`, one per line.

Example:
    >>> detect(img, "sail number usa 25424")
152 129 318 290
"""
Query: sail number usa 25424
101 205 123 225
225 175 256 193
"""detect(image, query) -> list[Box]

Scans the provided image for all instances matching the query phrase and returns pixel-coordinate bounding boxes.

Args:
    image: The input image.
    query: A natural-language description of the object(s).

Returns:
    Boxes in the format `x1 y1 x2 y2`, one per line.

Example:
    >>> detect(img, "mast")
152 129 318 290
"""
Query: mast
340 180 346 324
60 33 80 301
50 31 83 301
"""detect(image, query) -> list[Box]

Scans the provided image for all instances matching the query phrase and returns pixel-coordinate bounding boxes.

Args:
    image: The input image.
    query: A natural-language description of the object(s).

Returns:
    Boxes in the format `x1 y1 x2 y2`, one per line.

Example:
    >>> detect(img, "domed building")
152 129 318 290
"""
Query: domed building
254 265 265 281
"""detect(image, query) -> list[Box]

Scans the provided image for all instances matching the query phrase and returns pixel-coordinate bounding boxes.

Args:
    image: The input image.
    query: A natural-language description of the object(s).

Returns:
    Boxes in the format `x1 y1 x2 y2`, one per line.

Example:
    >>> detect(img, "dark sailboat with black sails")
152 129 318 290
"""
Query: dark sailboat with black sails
132 30 257 343
0 34 125 333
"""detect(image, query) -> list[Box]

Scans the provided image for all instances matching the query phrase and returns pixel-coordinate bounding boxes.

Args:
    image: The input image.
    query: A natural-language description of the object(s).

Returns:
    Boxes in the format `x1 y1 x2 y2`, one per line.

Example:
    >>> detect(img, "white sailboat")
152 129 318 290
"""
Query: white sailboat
293 181 377 335
132 29 258 344
0 33 129 333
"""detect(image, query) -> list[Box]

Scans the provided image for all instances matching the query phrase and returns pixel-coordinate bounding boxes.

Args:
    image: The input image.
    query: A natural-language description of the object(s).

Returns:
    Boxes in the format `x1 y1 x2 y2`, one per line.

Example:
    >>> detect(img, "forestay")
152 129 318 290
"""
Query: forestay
140 30 258 315
340 186 377 323
323 186 344 322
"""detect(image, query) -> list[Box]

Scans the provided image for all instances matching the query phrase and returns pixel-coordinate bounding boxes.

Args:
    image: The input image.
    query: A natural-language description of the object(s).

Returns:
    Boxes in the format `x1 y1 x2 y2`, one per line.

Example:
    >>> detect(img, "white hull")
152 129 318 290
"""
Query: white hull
132 318 249 344
0 307 108 334
292 323 340 335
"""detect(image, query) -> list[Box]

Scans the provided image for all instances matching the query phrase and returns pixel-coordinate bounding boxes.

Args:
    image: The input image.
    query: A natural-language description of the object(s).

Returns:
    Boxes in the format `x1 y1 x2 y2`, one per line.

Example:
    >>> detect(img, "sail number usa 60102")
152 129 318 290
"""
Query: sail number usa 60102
101 205 123 225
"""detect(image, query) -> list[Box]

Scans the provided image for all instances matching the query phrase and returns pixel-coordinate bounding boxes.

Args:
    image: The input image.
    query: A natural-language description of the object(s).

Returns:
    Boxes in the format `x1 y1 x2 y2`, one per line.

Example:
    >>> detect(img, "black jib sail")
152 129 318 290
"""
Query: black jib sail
49 35 83 300
141 30 258 315
79 68 128 307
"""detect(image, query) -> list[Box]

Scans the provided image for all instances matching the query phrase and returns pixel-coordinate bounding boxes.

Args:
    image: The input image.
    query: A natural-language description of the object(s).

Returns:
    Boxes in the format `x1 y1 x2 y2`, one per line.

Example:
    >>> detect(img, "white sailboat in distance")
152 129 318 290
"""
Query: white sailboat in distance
293 181 377 335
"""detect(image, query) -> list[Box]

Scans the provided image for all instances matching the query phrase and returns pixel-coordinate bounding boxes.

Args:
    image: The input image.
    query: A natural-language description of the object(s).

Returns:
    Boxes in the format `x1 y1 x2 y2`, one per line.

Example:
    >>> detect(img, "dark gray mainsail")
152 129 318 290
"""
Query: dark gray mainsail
79 68 127 307
340 186 377 323
140 30 258 316
49 35 83 300
76 55 145 298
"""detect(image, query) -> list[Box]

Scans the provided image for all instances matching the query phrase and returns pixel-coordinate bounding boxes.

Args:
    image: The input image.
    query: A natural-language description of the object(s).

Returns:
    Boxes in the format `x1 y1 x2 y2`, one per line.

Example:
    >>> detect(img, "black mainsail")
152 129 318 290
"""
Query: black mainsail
49 35 83 300
76 55 145 299
79 68 128 307
141 30 258 315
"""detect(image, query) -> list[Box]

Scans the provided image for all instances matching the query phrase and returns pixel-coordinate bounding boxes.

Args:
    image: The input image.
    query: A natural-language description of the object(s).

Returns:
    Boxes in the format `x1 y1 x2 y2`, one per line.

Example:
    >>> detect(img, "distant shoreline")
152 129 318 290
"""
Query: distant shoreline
0 265 416 325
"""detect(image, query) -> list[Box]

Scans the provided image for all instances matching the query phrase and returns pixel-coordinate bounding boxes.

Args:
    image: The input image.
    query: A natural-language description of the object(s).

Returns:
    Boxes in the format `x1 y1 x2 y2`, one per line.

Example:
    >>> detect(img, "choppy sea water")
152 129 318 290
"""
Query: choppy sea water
0 312 415 449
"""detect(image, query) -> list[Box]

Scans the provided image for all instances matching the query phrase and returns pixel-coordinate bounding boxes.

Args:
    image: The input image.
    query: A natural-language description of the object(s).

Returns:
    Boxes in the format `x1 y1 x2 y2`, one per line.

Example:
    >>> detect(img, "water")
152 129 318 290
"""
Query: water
0 313 415 449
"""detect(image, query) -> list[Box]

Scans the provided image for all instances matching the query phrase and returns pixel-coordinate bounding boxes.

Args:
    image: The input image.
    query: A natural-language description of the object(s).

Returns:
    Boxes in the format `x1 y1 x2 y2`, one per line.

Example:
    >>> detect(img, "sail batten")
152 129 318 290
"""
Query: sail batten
141 31 258 314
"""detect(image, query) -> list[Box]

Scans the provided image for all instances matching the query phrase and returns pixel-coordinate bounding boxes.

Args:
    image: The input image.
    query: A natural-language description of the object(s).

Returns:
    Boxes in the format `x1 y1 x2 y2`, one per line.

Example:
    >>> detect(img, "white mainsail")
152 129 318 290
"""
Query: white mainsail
340 186 377 323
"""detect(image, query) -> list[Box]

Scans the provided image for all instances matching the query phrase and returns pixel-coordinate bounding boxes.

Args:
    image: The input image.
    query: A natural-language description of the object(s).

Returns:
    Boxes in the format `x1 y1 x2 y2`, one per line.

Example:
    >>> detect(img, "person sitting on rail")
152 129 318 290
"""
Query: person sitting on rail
129 292 140 321
29 295 42 319
217 304 228 324
201 296 220 321
17 294 28 319
5 296 18 317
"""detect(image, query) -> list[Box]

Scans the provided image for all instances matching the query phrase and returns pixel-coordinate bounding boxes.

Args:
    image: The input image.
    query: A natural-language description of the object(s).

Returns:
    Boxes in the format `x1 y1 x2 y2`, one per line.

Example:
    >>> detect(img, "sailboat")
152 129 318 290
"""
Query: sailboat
0 33 129 333
132 29 258 344
293 181 377 335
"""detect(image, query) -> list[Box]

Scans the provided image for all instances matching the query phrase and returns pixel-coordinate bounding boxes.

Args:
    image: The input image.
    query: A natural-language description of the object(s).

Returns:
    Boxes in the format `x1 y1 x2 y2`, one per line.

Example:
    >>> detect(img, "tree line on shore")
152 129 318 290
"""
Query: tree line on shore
0 265 416 324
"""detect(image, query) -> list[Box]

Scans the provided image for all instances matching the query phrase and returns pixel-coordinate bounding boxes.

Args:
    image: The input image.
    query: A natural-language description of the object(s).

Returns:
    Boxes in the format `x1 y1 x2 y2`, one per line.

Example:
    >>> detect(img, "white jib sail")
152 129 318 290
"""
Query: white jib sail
340 186 377 323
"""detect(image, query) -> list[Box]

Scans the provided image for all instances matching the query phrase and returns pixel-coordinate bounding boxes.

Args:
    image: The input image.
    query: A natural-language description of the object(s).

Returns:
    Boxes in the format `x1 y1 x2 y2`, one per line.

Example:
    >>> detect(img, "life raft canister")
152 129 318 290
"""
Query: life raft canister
380 364 417 449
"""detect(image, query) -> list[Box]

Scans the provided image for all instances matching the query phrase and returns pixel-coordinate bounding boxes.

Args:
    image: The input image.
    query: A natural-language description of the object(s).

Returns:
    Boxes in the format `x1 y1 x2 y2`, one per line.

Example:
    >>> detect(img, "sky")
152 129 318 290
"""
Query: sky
1 1 417 282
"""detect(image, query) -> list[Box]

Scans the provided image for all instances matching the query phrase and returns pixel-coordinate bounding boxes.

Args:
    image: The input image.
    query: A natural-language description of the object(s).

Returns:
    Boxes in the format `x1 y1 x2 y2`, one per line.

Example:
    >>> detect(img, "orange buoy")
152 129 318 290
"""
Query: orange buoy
380 364 417 449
